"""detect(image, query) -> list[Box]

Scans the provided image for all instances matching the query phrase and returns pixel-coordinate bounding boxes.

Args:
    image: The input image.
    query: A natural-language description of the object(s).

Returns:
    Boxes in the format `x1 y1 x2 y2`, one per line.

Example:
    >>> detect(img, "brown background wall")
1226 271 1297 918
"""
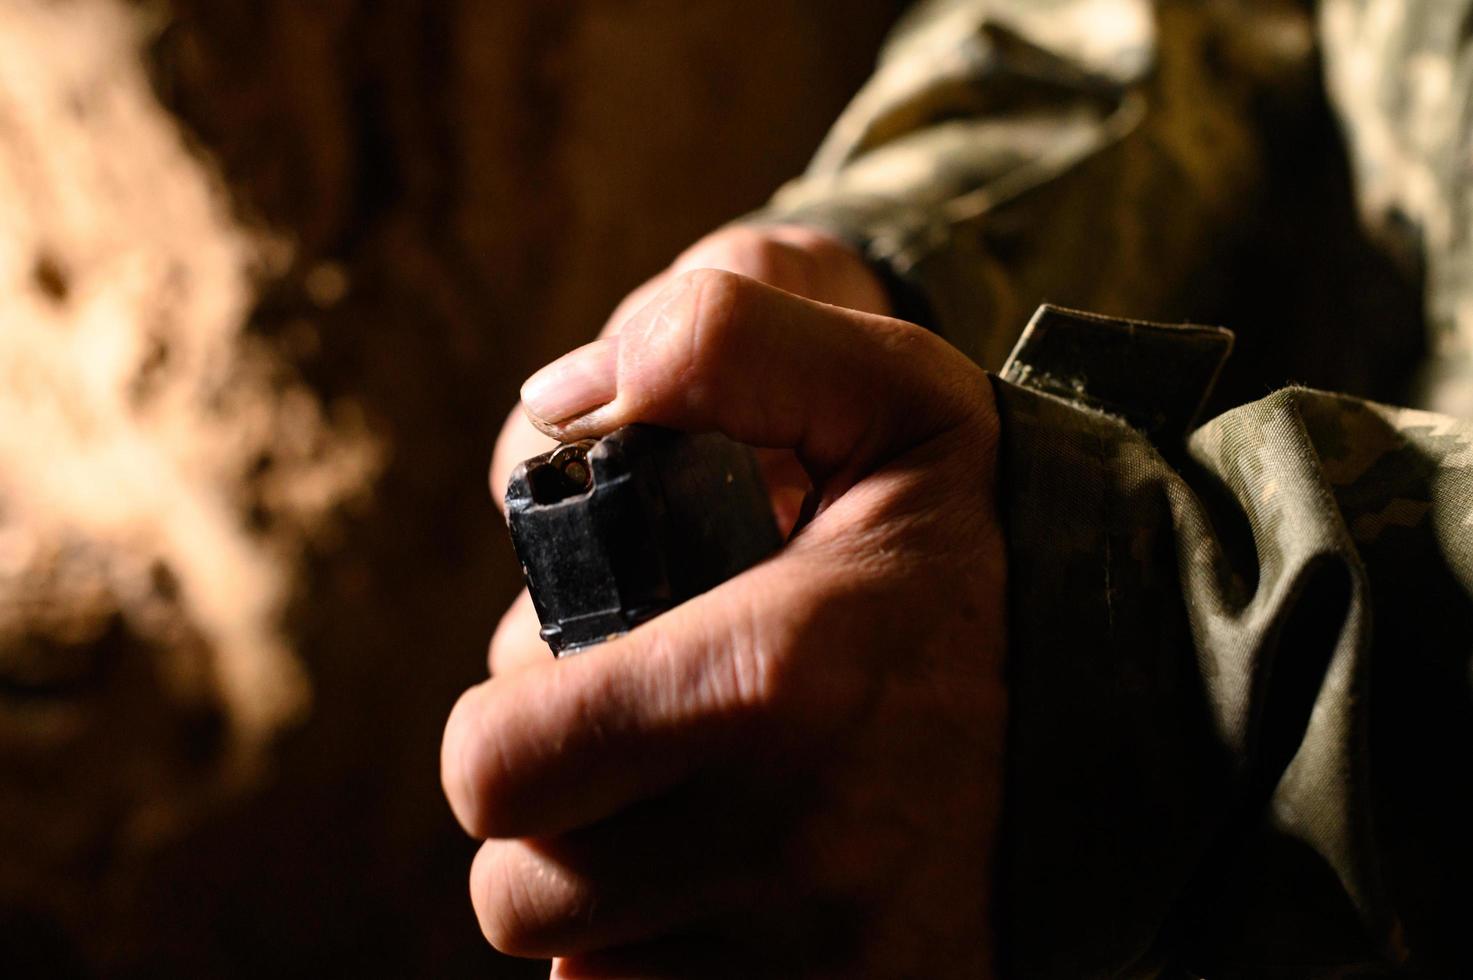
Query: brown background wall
2 1 908 976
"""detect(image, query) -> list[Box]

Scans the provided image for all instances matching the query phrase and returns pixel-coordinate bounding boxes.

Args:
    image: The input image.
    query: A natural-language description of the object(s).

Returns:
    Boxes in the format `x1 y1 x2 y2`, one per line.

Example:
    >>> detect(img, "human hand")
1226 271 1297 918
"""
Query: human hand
444 270 1007 977
488 223 891 627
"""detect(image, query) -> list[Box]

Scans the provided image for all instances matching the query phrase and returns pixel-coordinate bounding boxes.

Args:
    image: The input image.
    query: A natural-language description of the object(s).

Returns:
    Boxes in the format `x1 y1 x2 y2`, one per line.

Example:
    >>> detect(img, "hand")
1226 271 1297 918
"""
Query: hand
444 269 1007 977
487 224 892 677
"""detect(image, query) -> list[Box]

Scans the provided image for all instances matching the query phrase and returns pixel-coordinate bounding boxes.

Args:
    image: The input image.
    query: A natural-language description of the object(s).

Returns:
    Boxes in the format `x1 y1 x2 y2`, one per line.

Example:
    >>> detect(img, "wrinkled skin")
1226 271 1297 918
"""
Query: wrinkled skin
443 227 1008 977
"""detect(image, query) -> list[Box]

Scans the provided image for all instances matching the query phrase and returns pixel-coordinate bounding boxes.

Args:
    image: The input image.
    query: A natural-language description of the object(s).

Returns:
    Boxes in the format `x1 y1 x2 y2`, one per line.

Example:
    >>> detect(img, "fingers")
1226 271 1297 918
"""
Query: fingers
754 447 811 536
518 270 988 494
469 787 774 959
456 275 1002 845
487 590 548 676
443 573 784 840
601 271 673 339
491 266 668 513
492 225 886 513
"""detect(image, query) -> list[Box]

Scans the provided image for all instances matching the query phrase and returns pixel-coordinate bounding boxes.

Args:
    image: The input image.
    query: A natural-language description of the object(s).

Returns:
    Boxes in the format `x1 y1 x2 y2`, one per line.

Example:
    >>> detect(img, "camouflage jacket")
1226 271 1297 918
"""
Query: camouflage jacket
749 1 1473 976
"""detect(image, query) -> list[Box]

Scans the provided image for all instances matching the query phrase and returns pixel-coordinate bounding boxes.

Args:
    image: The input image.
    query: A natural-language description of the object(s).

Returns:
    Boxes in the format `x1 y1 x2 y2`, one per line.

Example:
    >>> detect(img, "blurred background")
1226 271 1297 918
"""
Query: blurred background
0 1 910 975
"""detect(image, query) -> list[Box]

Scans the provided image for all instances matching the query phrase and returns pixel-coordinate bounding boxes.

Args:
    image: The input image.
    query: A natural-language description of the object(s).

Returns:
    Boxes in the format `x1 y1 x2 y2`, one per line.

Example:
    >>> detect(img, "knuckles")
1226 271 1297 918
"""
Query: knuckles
617 267 758 405
665 267 754 357
696 578 845 730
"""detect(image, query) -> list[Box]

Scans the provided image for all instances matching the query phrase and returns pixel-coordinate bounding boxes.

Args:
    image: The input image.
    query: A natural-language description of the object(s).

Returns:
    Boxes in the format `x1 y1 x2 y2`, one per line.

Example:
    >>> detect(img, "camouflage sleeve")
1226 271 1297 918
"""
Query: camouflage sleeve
1318 0 1473 416
743 0 1308 368
994 308 1473 977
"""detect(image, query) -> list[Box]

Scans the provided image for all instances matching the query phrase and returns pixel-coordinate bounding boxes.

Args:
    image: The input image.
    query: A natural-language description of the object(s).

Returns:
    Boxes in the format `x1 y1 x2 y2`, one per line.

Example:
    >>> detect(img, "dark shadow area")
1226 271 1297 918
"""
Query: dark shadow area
2 2 909 976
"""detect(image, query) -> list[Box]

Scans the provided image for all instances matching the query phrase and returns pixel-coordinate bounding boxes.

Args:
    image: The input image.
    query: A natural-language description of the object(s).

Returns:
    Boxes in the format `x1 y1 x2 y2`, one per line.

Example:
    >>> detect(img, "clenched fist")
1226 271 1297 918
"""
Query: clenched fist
444 230 1008 978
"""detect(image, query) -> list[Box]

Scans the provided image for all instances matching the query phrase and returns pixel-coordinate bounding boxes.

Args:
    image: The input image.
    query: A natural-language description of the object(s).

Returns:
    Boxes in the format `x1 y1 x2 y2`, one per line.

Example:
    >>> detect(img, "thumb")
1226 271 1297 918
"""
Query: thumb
518 269 987 489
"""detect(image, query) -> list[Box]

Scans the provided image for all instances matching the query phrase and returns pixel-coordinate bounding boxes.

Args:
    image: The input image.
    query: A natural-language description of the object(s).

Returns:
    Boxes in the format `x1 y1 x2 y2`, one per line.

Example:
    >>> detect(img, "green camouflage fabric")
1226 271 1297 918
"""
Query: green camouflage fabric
744 1 1473 976
1320 0 1473 415
749 0 1303 371
994 307 1473 977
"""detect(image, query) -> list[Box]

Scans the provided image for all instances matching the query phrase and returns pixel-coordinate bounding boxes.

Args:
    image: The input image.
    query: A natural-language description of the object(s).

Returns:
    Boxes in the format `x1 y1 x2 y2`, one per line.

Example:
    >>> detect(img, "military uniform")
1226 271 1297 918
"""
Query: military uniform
747 1 1473 975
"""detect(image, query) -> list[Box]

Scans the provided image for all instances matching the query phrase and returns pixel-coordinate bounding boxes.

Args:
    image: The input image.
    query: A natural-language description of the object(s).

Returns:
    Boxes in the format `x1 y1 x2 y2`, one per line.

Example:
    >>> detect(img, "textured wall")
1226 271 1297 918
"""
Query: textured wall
0 1 906 975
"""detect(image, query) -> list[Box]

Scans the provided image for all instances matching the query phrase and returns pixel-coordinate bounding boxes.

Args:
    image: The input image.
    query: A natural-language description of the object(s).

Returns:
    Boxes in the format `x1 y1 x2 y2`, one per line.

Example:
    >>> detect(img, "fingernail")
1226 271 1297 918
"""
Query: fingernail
520 337 619 424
